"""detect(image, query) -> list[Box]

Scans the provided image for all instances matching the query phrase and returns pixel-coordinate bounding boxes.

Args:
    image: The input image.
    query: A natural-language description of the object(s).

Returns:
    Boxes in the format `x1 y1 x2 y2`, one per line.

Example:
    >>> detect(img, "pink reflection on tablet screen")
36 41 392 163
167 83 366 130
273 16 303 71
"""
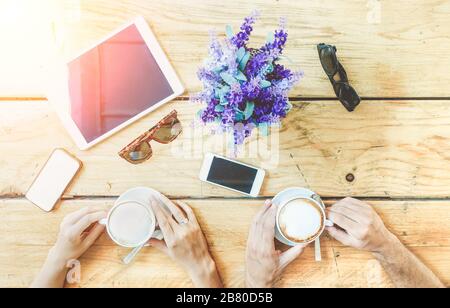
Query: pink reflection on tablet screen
68 24 174 143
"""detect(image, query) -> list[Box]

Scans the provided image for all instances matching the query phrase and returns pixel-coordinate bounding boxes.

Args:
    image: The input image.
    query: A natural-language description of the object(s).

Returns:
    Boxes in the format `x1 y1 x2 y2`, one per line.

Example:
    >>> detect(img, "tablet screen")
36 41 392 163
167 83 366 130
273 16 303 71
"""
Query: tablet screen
67 24 174 143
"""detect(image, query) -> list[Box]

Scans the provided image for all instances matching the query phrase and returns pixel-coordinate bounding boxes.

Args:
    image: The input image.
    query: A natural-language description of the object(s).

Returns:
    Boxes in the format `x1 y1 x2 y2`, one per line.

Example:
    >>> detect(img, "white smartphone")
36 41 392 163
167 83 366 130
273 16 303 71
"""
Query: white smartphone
199 153 266 197
26 149 82 212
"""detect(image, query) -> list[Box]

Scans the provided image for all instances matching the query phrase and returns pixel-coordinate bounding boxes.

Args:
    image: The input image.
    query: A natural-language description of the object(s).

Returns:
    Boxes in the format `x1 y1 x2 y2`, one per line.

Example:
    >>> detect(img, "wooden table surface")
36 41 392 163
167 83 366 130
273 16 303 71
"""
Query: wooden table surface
1 0 450 288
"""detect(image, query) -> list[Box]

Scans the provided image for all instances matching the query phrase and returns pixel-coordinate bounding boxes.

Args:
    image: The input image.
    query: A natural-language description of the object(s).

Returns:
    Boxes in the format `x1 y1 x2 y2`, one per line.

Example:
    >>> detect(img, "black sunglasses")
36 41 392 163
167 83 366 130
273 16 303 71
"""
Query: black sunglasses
317 43 361 112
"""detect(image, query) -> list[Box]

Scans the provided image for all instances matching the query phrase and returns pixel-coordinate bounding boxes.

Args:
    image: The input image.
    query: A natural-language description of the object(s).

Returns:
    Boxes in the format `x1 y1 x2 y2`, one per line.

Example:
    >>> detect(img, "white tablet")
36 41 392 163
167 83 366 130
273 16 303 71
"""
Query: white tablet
46 17 184 150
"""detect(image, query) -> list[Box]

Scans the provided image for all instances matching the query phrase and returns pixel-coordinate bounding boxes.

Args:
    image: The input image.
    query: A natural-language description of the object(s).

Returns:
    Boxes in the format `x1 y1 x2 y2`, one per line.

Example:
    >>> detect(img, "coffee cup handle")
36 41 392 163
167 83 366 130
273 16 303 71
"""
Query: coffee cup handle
99 218 107 226
152 229 164 241
325 219 334 228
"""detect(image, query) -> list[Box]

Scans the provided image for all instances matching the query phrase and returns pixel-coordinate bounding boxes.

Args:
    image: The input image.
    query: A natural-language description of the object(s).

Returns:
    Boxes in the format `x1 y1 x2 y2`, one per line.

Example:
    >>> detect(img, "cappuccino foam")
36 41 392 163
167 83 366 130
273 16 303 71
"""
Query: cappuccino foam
278 199 324 243
109 203 154 246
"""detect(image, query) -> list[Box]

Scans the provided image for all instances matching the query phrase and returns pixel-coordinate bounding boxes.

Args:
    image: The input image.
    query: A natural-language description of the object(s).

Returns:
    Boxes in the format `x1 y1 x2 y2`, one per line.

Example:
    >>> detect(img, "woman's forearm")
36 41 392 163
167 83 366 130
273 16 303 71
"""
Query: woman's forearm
30 250 68 288
188 256 223 288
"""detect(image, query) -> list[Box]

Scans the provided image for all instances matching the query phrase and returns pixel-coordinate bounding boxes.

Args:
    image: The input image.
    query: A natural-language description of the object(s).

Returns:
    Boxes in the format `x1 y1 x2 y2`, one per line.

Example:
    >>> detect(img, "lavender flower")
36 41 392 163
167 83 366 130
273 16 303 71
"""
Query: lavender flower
222 107 236 126
227 83 244 108
261 18 289 55
201 107 217 123
245 52 267 78
231 10 259 48
193 13 302 145
242 77 262 101
208 31 223 59
270 64 292 80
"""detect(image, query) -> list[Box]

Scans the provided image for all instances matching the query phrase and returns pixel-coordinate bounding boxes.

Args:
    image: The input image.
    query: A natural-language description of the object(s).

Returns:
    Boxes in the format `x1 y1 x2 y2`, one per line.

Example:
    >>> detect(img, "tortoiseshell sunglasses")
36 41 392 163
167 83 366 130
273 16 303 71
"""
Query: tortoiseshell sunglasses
119 110 182 165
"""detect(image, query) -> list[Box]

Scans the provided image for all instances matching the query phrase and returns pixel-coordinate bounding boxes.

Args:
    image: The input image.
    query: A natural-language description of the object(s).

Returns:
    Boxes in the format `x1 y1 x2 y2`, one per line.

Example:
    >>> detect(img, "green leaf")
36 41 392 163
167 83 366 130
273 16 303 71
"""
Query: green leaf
215 105 225 112
217 86 230 105
219 94 229 105
213 66 224 74
220 72 238 86
244 102 255 120
239 52 251 71
259 123 269 136
235 113 245 122
237 47 246 63
235 70 248 82
220 85 230 95
218 86 230 104
226 25 234 39
260 80 272 89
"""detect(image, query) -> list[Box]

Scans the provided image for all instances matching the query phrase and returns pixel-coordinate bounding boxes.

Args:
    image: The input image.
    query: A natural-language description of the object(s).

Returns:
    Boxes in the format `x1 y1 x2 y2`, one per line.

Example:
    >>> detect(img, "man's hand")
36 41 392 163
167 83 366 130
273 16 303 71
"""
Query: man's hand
246 200 306 288
327 197 444 288
326 197 395 253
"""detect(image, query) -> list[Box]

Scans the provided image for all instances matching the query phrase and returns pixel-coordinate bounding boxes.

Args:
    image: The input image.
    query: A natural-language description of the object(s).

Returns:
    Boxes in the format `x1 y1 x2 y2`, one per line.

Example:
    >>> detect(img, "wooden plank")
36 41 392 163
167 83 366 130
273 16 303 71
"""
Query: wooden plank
4 100 450 198
2 0 450 98
0 199 448 288
2 199 449 248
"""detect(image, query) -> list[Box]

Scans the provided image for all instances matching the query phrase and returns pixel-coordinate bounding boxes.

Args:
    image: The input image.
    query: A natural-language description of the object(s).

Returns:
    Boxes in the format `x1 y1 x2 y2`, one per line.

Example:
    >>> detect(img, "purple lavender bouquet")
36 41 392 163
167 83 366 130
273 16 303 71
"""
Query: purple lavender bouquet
192 11 303 145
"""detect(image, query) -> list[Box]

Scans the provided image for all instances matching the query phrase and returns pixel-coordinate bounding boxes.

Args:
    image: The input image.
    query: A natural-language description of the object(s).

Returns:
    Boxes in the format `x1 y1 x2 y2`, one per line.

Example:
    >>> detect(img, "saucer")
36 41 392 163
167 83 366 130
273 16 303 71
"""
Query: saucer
273 187 325 247
115 187 162 207
115 187 170 228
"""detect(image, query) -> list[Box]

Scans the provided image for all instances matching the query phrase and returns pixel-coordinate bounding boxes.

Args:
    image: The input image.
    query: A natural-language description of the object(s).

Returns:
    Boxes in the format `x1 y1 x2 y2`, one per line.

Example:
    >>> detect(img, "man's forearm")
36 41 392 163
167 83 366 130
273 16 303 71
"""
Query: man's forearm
373 234 445 288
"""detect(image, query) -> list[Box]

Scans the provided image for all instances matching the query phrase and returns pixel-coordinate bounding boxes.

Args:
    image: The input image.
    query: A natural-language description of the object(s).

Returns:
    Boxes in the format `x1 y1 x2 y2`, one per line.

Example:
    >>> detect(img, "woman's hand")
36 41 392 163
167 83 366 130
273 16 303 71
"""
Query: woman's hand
149 195 223 288
246 200 306 288
51 207 107 265
31 207 107 288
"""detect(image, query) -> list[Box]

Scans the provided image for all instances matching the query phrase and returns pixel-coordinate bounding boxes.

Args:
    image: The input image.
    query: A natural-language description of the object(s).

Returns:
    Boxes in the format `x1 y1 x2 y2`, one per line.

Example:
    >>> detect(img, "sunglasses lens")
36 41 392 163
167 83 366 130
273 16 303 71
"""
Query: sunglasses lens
153 117 182 143
338 84 361 111
119 111 180 164
125 142 152 164
320 48 338 75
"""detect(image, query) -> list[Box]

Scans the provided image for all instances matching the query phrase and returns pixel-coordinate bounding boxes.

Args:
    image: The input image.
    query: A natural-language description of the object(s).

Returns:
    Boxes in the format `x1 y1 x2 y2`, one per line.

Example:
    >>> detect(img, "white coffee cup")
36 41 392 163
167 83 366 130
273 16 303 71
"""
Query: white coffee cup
276 196 334 245
100 200 162 248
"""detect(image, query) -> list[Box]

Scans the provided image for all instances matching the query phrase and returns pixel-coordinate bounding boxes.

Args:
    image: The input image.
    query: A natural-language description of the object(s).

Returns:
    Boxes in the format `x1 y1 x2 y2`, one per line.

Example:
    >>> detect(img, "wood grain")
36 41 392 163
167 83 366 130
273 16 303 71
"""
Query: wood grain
0 199 448 288
4 100 450 198
2 0 450 97
2 0 450 288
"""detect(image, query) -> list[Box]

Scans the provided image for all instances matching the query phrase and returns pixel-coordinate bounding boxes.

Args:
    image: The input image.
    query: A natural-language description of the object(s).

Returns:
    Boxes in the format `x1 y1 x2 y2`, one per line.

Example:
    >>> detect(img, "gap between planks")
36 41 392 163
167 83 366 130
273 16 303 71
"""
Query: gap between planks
3 96 450 200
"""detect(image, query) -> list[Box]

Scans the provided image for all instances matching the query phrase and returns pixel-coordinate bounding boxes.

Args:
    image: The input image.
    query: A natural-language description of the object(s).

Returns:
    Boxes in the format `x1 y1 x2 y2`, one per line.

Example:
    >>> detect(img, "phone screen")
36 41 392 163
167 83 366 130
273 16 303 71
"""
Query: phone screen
26 150 81 212
207 157 258 194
